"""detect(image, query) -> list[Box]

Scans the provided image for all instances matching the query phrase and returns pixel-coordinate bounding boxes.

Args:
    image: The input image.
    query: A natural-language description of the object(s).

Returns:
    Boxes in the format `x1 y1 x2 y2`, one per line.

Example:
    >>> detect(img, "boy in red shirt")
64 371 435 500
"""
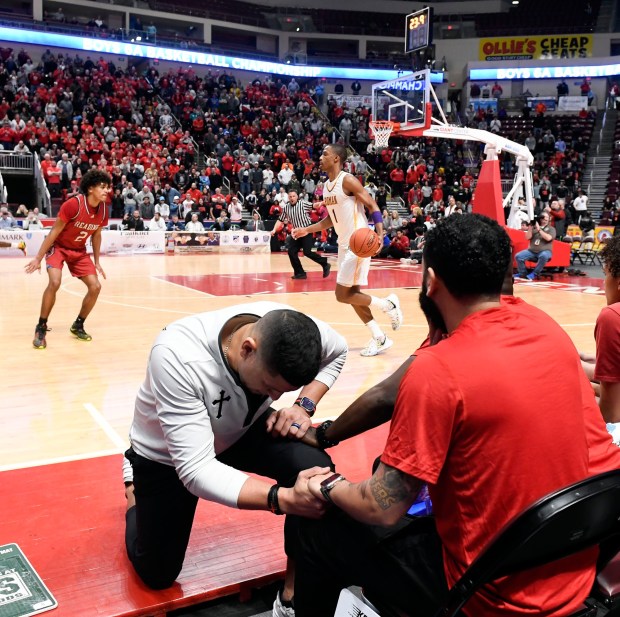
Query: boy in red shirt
25 170 112 349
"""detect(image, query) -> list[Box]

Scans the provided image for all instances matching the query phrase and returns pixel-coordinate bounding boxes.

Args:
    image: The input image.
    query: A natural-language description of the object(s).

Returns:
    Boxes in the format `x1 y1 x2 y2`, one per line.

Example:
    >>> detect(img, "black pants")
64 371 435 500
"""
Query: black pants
125 409 332 590
295 512 448 617
287 234 327 276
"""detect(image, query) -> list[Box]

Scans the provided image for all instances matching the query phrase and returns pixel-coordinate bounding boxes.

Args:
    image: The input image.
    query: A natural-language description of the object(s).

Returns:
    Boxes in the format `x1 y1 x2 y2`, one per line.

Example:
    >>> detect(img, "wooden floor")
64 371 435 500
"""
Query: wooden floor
0 251 607 471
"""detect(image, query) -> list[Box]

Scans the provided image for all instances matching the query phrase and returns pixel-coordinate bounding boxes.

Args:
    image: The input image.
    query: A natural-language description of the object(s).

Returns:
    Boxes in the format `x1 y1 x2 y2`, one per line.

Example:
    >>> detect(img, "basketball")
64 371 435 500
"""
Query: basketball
349 228 381 258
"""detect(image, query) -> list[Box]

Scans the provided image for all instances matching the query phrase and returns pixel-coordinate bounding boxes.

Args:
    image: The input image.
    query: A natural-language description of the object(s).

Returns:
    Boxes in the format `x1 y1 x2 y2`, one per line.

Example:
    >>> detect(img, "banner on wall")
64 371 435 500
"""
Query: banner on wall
594 226 615 246
527 96 556 111
479 34 593 62
0 230 273 258
102 231 166 254
0 229 36 256
167 230 271 253
558 96 589 111
327 94 373 108
470 98 498 115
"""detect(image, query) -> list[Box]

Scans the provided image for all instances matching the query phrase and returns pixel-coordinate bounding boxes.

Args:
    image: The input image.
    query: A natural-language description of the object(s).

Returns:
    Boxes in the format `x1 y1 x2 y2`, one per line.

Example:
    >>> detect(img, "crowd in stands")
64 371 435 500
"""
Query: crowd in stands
0 44 618 258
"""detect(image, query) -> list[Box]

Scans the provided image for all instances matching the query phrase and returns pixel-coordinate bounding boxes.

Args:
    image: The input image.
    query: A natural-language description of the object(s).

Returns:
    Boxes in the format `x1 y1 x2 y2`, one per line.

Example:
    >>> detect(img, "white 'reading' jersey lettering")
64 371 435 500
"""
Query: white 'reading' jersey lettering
323 171 367 246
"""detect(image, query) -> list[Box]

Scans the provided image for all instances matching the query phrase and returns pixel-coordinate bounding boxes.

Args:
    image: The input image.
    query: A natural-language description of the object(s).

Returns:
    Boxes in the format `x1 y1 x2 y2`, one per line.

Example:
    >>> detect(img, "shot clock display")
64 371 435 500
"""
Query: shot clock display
405 7 433 54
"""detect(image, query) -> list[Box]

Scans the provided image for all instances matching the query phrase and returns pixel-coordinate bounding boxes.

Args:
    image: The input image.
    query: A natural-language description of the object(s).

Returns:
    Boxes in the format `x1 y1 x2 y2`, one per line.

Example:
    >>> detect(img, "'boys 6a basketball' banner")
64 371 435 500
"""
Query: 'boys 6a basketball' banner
479 34 593 61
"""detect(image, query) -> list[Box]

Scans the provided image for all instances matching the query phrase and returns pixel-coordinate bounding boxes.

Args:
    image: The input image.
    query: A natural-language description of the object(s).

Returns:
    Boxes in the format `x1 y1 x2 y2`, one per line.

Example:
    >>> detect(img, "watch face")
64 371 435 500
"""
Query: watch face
320 473 343 489
298 397 315 412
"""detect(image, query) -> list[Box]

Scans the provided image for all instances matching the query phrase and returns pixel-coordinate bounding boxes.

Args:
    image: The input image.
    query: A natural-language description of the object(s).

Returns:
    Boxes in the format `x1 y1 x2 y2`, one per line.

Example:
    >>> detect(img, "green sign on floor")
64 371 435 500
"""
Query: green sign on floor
0 544 57 617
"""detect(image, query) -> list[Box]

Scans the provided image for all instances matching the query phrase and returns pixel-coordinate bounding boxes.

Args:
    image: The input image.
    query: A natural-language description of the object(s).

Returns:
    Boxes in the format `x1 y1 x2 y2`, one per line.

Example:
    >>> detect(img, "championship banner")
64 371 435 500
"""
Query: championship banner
0 543 57 617
167 230 271 254
479 34 593 61
101 230 166 254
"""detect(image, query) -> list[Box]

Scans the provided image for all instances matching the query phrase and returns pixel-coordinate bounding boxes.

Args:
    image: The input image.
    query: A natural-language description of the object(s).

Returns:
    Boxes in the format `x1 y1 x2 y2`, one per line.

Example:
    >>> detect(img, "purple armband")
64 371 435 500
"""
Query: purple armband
371 211 383 224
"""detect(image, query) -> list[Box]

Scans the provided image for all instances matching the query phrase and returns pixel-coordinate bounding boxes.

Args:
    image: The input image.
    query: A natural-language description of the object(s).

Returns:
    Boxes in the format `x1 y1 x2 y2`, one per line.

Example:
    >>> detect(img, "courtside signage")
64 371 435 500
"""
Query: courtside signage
0 26 443 82
0 543 57 617
470 63 620 81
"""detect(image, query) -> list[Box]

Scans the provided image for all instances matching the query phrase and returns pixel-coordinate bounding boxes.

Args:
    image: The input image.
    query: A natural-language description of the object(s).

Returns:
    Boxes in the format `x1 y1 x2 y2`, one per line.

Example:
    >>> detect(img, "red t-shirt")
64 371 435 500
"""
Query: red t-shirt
55 195 108 251
594 303 620 383
382 297 620 617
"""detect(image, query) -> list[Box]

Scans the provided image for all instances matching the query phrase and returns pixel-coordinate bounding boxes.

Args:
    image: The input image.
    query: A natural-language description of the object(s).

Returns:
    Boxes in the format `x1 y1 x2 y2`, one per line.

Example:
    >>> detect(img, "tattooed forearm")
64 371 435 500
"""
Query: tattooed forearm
368 463 420 511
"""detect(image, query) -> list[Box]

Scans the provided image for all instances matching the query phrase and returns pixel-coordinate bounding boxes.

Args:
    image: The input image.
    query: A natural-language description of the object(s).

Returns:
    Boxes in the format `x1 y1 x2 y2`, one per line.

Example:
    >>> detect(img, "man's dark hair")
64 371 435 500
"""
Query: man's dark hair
423 213 511 298
80 169 112 195
329 144 347 167
255 310 322 387
600 235 620 278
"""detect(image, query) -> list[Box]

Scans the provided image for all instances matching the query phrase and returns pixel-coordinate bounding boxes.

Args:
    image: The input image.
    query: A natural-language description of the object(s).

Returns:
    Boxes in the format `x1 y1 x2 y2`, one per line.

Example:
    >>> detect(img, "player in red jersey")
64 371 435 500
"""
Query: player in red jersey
25 169 112 349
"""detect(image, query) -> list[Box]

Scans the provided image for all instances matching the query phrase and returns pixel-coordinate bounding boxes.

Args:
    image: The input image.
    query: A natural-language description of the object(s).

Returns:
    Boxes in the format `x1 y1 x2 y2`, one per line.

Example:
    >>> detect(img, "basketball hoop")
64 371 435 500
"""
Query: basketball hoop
369 120 394 150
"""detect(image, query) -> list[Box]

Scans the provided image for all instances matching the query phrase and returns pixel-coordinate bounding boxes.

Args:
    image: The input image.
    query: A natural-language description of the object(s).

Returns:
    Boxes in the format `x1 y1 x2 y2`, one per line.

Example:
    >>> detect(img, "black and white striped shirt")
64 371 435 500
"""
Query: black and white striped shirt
278 199 314 228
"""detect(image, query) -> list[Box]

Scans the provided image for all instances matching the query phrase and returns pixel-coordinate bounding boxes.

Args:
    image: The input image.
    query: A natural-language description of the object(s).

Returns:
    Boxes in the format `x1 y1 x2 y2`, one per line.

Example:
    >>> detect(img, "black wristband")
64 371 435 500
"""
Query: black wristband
315 420 339 449
267 484 284 515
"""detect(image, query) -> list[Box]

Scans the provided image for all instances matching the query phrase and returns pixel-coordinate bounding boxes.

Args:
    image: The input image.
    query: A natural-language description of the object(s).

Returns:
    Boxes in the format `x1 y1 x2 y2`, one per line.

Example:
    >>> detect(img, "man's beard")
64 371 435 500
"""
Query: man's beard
419 274 447 334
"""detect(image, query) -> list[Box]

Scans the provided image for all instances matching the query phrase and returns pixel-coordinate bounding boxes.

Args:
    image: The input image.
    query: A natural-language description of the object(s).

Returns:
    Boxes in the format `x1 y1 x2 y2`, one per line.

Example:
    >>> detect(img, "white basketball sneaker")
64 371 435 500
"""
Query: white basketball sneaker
385 293 403 330
360 335 394 357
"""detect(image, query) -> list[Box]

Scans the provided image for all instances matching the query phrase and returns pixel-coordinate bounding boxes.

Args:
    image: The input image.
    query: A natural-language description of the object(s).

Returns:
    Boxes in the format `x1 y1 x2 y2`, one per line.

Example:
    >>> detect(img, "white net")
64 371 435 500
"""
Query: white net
369 121 394 150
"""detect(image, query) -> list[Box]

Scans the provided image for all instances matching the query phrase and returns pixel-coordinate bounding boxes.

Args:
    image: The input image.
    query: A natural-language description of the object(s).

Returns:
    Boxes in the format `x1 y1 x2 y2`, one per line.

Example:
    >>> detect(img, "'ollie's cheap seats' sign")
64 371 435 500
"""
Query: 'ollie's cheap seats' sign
479 34 593 61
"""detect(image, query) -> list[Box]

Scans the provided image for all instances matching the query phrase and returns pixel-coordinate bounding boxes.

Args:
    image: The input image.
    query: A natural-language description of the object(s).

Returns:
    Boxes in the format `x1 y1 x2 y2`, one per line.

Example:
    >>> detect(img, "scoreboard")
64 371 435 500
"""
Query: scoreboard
405 7 433 54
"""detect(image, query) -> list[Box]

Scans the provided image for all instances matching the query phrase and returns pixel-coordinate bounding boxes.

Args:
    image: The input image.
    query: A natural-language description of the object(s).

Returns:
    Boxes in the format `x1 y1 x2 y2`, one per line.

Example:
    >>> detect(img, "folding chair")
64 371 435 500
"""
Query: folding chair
576 237 596 266
345 469 620 617
594 237 612 267
567 234 583 265
436 469 620 617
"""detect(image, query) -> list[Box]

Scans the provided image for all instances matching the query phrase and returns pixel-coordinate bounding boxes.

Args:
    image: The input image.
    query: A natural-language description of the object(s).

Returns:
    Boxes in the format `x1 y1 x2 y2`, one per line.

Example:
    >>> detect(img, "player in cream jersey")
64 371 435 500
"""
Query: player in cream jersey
293 144 403 357
322 171 367 245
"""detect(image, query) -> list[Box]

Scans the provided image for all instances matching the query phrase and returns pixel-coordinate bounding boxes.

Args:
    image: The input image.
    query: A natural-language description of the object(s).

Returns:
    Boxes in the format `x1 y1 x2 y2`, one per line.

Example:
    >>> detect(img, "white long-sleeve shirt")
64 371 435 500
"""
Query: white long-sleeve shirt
129 301 347 507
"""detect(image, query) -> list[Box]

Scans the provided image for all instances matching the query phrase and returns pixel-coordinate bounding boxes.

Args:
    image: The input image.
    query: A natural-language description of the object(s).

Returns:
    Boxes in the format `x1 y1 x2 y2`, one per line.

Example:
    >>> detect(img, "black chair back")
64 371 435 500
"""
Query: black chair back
437 469 620 617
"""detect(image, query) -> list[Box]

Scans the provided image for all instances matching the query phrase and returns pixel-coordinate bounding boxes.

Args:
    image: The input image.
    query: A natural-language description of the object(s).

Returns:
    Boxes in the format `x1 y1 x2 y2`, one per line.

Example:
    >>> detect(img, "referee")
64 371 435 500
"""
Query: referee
272 189 331 280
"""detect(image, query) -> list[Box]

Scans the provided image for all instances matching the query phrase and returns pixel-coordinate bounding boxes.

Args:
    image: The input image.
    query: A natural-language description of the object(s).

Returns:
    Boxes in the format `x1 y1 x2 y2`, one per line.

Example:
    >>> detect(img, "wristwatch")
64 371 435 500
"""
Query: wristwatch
295 396 316 417
316 420 339 449
320 473 346 503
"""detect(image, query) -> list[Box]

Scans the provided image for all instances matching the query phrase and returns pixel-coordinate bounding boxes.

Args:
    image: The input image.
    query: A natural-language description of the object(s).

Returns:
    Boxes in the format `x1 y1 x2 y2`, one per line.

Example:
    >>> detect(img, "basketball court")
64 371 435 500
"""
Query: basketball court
0 251 606 472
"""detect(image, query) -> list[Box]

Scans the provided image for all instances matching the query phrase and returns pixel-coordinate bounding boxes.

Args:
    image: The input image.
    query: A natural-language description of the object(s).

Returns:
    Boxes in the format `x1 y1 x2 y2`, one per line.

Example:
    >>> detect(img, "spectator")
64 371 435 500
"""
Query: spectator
155 197 170 220
579 210 595 237
185 213 205 232
122 183 138 216
592 235 620 422
386 229 410 259
140 197 155 221
22 210 43 230
245 211 265 232
127 209 145 231
385 209 404 237
0 209 14 228
148 212 166 231
166 214 185 231
228 196 243 229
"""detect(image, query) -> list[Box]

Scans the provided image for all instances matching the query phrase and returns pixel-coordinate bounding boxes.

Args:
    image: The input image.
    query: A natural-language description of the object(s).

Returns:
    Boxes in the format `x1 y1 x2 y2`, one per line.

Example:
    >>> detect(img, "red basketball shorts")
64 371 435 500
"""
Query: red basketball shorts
45 246 96 278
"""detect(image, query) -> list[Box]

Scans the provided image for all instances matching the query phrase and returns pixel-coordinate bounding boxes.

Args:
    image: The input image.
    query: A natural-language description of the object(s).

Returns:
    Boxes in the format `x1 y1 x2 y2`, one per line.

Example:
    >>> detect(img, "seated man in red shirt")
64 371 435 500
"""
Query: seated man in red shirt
294 213 620 617
386 229 410 259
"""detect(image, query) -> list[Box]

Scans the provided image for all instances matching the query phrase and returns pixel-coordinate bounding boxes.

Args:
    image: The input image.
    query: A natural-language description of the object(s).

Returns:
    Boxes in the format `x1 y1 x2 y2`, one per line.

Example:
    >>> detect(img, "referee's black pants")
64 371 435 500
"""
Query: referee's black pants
287 234 328 276
124 409 333 590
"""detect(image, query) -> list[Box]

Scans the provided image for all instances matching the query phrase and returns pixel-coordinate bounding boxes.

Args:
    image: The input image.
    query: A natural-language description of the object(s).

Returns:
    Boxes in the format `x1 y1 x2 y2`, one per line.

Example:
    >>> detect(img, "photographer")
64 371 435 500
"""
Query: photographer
515 212 556 280
122 182 138 216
